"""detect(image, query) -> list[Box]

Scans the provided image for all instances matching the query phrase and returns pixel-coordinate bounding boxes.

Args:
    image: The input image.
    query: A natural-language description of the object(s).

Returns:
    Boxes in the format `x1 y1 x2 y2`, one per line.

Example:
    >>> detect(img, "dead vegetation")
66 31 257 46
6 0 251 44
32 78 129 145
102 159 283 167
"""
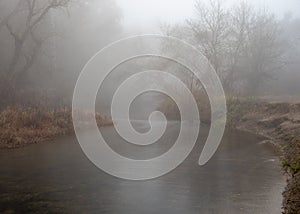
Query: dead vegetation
0 107 112 149
282 134 300 214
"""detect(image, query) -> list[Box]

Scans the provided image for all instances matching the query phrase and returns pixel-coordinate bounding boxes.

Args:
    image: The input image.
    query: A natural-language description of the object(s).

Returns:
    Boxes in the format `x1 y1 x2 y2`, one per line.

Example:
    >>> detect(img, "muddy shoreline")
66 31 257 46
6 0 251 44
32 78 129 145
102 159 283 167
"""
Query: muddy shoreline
228 99 300 213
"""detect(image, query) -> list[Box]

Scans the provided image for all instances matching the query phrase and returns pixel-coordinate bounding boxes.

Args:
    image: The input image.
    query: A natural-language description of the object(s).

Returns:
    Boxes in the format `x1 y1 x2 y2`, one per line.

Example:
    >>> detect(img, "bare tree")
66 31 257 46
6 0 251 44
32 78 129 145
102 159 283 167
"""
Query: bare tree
1 0 71 88
186 1 286 95
159 23 203 95
187 0 230 78
241 10 286 95
222 2 253 93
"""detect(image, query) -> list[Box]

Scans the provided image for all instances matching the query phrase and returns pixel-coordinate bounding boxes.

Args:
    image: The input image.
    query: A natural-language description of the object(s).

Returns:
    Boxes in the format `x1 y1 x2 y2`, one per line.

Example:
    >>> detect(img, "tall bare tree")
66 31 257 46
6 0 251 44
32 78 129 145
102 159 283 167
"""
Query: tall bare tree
187 0 230 79
1 0 71 88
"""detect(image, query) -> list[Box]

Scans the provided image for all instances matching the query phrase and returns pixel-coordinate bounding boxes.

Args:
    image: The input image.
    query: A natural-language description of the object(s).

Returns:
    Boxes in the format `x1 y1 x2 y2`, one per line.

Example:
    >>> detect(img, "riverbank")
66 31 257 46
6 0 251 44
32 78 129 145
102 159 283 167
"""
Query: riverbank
228 98 300 214
0 107 112 149
1 100 299 213
158 95 300 212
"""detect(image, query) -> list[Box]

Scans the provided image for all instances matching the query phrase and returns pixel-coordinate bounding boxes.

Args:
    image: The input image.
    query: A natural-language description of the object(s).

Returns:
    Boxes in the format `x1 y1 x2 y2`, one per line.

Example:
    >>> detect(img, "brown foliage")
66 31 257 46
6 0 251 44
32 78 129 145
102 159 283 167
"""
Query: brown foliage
0 107 112 149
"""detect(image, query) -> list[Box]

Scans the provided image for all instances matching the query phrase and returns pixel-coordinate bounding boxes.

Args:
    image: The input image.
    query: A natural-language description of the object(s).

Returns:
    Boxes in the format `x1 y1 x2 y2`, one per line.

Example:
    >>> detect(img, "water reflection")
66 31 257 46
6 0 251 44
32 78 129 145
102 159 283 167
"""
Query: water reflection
0 122 285 213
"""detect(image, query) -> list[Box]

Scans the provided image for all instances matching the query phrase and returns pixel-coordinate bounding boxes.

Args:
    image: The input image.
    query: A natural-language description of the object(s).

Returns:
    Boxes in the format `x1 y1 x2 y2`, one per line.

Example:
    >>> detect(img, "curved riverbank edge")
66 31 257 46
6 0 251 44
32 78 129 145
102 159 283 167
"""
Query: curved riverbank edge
0 107 112 150
228 98 300 214
1 100 299 213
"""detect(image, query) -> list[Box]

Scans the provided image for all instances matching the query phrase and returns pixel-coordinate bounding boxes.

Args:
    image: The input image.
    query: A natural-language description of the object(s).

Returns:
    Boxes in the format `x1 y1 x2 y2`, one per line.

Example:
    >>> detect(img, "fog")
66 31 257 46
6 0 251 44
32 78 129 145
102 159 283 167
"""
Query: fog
0 0 300 112
1 1 300 213
117 0 300 30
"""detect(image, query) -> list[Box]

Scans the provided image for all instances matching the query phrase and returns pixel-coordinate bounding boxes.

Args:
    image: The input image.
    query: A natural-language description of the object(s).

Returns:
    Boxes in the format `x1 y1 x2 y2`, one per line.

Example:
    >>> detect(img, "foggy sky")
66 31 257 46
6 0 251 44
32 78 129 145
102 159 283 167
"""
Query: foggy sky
116 0 300 32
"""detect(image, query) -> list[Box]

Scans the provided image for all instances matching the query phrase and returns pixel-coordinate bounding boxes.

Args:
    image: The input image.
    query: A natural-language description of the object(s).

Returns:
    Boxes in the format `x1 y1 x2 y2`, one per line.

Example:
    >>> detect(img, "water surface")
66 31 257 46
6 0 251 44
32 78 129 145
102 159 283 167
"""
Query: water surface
0 122 285 213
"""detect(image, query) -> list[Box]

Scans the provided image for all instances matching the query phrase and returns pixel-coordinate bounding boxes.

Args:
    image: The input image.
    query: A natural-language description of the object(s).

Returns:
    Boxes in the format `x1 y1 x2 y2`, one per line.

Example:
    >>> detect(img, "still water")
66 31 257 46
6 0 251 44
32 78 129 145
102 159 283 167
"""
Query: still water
0 122 285 213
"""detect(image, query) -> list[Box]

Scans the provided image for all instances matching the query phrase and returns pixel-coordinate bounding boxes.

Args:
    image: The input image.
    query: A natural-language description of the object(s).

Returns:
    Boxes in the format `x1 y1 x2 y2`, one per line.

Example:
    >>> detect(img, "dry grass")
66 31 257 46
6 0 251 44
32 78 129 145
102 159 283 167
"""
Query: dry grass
0 107 112 149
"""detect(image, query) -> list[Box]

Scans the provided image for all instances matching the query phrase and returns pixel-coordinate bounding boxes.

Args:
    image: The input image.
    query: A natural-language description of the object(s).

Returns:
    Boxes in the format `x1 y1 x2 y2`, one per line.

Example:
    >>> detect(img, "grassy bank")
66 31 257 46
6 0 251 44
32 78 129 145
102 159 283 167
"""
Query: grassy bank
0 107 112 149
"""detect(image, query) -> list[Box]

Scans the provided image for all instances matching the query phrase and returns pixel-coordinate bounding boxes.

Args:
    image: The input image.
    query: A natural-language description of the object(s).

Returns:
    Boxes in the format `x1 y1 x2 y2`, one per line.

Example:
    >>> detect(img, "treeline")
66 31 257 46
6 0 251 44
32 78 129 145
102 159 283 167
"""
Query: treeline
161 0 300 96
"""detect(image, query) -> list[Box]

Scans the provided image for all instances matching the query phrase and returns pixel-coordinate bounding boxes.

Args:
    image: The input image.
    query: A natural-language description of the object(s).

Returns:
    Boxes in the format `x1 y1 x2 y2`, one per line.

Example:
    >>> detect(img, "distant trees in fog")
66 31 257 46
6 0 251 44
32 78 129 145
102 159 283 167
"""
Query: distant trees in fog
0 0 71 87
0 0 299 110
162 0 294 96
0 0 121 108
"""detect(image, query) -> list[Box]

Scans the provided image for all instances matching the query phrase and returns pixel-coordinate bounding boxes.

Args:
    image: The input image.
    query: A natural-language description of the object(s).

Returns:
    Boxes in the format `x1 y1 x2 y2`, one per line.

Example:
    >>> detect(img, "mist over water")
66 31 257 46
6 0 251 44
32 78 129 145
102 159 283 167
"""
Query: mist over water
0 123 285 213
0 0 299 213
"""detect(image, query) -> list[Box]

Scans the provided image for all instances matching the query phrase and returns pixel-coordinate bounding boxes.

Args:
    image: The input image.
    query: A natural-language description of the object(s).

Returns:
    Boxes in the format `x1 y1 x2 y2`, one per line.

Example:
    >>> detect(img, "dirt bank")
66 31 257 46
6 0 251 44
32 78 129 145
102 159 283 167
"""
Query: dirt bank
0 107 112 149
228 98 300 214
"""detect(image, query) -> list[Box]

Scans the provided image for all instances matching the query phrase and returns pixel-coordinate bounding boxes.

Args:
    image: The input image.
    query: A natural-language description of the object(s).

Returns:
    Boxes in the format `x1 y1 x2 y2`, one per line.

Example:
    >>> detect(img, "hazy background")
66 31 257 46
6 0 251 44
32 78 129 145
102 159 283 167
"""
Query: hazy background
117 0 300 31
0 0 299 115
